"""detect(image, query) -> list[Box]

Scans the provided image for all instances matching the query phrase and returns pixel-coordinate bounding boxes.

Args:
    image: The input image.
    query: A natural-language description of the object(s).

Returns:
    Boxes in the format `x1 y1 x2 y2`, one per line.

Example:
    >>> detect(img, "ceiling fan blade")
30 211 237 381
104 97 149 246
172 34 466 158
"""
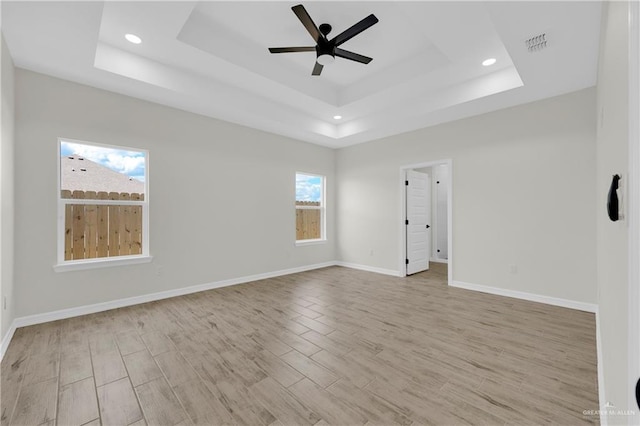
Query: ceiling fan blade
335 48 372 64
269 47 316 53
312 62 323 76
330 14 379 47
292 4 322 43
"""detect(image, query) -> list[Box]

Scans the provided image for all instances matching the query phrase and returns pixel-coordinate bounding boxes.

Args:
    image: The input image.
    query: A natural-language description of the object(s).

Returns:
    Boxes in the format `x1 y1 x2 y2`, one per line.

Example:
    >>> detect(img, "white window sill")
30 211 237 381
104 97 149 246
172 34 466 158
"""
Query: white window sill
295 239 327 247
54 255 153 272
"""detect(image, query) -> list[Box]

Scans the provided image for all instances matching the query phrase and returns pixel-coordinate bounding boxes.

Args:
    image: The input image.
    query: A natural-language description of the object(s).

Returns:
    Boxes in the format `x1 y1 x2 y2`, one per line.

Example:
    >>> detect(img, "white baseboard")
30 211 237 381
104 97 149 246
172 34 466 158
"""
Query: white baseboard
9 261 337 332
0 322 17 363
334 261 402 277
429 258 448 264
595 307 608 426
450 280 598 313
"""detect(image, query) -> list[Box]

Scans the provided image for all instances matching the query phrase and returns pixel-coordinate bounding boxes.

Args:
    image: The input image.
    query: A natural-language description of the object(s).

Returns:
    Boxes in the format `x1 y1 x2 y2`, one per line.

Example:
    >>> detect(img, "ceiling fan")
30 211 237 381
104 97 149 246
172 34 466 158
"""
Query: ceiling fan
268 4 379 76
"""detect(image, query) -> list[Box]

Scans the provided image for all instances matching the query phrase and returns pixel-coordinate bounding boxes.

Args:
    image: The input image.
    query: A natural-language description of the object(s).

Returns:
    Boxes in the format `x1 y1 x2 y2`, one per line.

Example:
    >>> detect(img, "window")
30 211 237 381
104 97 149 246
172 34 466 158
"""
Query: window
55 138 150 271
295 173 325 243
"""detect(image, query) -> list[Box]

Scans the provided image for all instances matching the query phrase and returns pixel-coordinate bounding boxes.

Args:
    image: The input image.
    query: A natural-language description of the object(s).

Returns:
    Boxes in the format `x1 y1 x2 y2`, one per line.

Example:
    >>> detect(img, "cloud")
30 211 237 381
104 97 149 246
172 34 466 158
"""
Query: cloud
61 141 145 178
296 174 322 202
105 153 145 175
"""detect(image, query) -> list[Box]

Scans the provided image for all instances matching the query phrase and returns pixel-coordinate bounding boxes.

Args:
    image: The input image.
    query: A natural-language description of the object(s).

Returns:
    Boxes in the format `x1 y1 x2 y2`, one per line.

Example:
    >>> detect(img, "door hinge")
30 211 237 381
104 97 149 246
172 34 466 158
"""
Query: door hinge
405 219 409 225
405 259 409 265
405 180 409 186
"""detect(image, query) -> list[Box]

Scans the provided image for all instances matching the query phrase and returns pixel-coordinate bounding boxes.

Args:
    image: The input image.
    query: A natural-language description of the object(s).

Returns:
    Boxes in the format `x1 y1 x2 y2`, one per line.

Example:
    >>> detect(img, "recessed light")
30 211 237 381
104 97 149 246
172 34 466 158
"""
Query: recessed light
482 58 496 67
333 115 342 120
125 34 142 44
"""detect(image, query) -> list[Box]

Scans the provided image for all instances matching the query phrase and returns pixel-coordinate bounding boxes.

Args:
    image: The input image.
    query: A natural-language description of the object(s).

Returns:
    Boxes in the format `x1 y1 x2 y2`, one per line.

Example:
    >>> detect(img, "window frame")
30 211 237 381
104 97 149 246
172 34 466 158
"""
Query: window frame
295 172 326 245
54 137 151 272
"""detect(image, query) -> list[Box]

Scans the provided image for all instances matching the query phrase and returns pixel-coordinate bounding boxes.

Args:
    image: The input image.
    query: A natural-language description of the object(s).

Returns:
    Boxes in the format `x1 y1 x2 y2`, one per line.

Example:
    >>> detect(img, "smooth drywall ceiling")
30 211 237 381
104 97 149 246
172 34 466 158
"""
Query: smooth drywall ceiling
595 1 630 419
336 88 597 304
14 69 335 318
1 34 15 340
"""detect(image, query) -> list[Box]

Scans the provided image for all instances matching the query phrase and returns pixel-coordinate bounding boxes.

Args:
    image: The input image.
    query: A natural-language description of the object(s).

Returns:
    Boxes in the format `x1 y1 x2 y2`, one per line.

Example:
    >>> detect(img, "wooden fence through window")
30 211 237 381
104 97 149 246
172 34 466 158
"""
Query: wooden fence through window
296 201 321 240
62 190 144 260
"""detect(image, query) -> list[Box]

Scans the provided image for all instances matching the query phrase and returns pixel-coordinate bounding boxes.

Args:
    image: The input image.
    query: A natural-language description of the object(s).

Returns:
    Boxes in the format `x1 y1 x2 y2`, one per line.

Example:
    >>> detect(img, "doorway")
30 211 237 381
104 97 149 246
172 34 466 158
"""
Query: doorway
400 159 452 283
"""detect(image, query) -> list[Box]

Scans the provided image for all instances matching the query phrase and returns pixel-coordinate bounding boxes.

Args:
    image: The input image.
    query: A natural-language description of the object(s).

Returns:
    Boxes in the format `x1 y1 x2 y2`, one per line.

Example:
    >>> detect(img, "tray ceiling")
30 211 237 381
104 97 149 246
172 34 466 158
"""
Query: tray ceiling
1 1 602 148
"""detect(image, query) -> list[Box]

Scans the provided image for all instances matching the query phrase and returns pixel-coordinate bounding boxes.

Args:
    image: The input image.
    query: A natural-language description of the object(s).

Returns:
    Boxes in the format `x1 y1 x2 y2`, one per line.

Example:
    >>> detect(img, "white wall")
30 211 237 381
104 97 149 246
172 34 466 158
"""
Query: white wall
595 1 632 421
13 69 335 318
336 88 597 304
1 34 15 340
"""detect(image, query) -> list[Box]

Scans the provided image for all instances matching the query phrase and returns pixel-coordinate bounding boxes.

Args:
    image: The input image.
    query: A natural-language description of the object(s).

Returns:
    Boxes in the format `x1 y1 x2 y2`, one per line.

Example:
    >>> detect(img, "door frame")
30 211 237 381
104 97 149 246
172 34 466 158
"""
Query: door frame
628 0 640 419
399 159 453 284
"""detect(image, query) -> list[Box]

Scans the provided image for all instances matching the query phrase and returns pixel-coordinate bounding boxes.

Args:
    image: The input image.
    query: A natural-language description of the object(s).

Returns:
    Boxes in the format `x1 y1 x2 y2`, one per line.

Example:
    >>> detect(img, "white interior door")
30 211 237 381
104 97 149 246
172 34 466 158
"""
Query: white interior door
406 170 431 275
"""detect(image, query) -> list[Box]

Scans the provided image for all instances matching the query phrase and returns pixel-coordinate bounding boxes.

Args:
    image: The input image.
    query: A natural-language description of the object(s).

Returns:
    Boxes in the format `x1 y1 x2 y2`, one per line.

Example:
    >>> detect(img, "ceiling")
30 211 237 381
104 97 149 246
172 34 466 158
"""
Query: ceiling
1 1 602 149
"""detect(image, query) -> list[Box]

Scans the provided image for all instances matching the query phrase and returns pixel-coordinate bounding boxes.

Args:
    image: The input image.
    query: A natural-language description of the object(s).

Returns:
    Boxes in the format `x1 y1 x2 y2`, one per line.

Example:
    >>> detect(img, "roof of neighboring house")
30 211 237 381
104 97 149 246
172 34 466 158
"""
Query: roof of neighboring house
61 155 145 195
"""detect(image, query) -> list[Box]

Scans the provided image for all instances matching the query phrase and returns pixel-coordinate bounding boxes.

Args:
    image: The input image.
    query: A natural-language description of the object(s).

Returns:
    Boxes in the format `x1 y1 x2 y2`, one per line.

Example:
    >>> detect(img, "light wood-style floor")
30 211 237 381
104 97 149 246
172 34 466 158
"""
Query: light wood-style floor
1 264 599 425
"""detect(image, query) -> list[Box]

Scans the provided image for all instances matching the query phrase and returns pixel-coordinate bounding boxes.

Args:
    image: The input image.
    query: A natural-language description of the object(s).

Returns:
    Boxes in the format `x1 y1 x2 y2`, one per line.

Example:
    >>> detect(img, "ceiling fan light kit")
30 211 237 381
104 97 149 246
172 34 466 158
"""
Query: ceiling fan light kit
317 54 335 66
268 4 378 76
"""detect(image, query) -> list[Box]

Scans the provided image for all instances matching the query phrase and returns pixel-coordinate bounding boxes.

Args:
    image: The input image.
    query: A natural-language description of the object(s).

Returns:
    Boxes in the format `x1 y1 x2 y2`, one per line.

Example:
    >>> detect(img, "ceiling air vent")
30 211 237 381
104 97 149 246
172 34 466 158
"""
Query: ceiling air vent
525 33 547 52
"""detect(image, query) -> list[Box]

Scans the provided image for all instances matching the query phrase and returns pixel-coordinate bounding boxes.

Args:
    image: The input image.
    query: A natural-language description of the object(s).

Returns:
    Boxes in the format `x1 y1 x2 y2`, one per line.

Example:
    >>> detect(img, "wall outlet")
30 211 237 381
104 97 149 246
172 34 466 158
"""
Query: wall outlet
509 264 518 274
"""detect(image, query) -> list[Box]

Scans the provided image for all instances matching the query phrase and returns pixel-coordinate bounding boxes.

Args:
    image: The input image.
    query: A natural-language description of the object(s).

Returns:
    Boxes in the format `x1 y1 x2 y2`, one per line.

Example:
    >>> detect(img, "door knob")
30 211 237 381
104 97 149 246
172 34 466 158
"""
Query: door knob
426 225 430 229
